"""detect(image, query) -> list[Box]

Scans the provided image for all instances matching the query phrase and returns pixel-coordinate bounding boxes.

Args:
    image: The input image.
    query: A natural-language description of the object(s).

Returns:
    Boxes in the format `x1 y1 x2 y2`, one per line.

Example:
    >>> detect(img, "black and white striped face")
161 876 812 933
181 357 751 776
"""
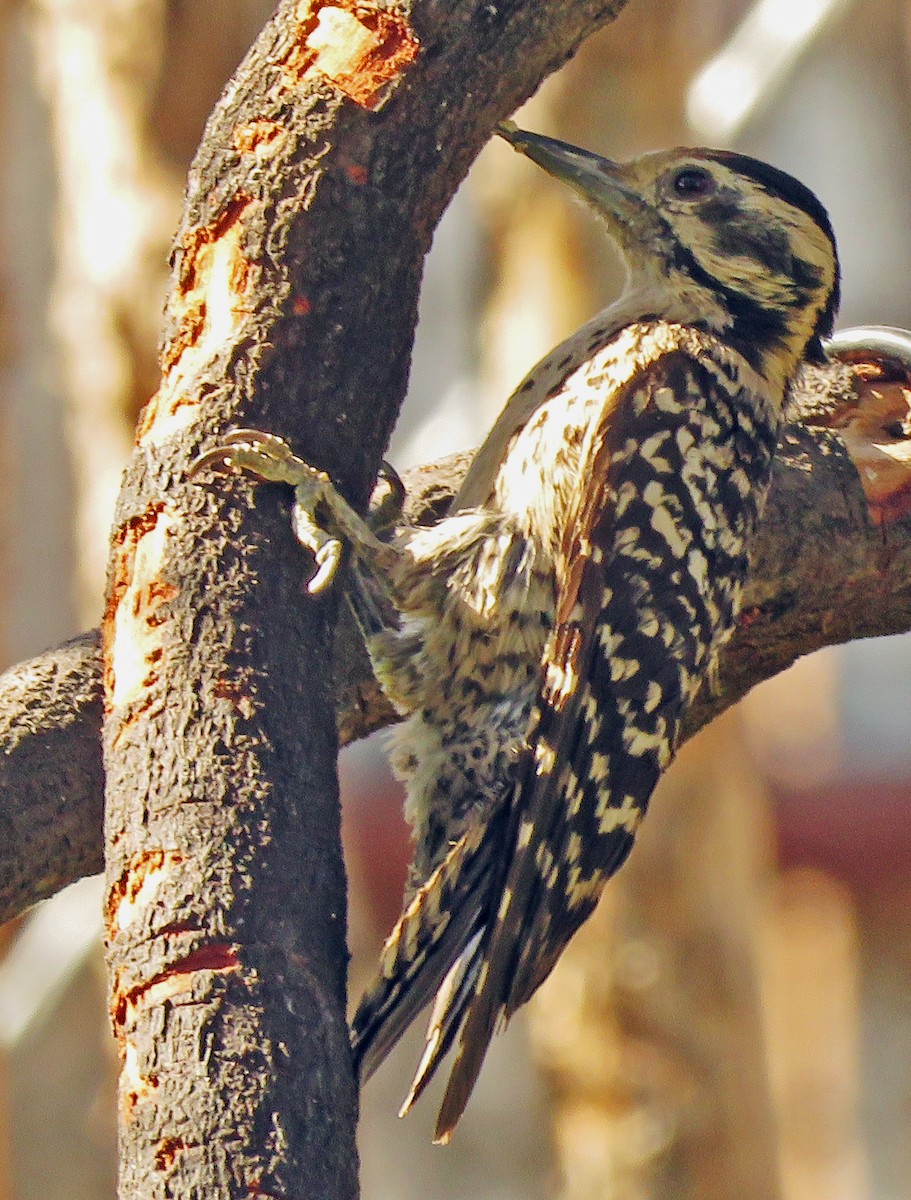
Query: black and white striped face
619 147 840 374
498 126 840 386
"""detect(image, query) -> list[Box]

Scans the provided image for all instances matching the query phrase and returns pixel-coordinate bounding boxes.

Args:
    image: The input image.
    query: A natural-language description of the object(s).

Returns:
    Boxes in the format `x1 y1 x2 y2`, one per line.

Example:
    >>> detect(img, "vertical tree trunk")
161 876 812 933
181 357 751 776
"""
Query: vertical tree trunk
100 12 366 1187
99 2 631 1196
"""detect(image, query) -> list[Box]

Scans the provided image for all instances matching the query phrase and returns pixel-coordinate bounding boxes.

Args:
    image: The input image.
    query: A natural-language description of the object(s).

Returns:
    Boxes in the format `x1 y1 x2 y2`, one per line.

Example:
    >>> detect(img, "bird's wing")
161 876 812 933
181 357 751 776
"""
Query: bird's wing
434 350 705 1141
452 298 650 510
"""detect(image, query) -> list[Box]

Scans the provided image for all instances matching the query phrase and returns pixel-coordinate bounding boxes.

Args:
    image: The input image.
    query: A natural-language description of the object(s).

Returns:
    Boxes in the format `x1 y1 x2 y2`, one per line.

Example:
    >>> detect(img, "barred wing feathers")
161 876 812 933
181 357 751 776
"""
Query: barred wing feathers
436 350 737 1140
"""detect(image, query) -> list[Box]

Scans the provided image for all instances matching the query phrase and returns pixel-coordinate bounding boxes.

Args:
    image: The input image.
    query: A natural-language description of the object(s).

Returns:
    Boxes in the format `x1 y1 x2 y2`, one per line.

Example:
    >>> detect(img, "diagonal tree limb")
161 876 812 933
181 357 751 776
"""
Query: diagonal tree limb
1 366 909 933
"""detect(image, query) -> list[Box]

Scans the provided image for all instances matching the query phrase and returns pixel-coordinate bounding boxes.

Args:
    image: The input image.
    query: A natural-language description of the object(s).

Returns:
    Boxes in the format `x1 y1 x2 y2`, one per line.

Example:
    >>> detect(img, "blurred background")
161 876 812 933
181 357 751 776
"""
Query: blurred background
0 0 909 1197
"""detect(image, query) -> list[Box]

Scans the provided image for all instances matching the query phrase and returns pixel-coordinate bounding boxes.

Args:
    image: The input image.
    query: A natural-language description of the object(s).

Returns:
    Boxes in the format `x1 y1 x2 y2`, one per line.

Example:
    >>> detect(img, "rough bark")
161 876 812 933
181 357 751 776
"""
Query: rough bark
0 631 104 920
95 2 632 1198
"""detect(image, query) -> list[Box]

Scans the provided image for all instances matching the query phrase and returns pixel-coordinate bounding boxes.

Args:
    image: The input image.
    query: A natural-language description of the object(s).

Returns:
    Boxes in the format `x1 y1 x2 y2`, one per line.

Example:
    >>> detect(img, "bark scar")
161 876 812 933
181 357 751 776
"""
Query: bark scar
138 195 256 446
233 119 287 157
113 944 241 1120
107 849 185 934
113 944 242 1032
282 1 420 110
155 1137 190 1173
813 372 911 525
104 504 178 715
121 1041 159 1119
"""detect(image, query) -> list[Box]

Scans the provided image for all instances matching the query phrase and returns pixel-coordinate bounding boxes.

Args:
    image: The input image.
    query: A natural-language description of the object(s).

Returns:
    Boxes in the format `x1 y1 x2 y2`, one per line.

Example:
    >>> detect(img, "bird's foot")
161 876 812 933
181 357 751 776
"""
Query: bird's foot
192 429 394 595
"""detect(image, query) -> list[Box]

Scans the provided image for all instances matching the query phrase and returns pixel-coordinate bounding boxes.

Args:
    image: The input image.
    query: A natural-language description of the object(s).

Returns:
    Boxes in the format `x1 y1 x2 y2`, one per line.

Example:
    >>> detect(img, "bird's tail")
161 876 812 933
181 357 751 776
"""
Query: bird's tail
350 810 506 1088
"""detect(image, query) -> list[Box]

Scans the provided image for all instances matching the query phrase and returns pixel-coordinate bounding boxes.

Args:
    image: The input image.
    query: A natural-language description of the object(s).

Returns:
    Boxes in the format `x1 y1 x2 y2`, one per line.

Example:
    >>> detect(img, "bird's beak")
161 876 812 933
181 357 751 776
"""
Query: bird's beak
496 122 650 236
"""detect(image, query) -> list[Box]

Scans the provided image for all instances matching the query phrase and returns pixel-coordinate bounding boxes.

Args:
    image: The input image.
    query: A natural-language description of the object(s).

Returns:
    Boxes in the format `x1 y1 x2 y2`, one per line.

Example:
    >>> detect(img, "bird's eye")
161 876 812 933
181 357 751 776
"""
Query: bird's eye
671 167 714 198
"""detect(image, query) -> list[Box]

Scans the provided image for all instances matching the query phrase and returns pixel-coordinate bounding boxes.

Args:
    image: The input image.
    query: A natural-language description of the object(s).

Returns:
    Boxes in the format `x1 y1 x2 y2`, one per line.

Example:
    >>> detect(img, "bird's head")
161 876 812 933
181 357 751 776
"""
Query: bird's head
498 123 840 387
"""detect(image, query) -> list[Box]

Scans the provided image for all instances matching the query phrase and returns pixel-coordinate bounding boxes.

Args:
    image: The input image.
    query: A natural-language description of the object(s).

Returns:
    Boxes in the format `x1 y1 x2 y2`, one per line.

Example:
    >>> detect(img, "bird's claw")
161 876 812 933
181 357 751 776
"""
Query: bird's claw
292 495 345 595
191 429 391 595
190 429 317 486
369 461 406 534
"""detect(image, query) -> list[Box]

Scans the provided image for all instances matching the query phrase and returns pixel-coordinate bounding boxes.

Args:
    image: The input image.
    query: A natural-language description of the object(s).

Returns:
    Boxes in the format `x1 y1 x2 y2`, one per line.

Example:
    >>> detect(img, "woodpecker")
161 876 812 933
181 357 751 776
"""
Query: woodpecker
195 125 840 1142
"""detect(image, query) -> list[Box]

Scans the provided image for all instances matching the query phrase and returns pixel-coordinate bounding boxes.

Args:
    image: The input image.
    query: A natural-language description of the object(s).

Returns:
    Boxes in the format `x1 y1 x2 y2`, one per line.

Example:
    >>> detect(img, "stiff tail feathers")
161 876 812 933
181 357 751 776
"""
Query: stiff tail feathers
432 757 567 1140
351 811 505 1086
398 929 485 1119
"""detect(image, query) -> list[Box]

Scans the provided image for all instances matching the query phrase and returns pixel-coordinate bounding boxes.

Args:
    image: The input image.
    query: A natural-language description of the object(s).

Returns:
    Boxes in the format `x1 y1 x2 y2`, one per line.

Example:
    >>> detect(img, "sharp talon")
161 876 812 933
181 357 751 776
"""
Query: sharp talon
211 429 293 454
308 540 342 594
190 429 299 476
190 427 391 597
191 429 320 491
378 461 406 509
369 461 407 534
221 429 270 443
189 446 238 477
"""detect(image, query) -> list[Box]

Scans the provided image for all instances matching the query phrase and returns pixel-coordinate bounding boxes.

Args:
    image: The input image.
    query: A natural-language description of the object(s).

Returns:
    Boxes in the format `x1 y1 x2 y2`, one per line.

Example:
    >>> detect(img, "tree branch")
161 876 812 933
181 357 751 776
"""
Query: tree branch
1 362 909 932
0 630 104 917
